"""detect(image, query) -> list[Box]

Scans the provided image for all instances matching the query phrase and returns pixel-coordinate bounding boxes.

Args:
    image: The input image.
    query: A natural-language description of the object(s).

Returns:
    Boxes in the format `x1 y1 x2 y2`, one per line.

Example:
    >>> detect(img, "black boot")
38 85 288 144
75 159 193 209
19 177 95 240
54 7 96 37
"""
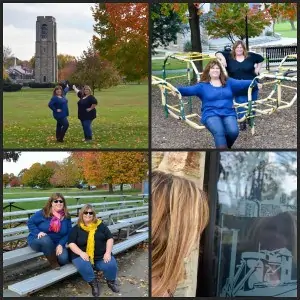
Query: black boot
45 253 60 270
88 278 100 297
239 121 247 131
107 280 119 293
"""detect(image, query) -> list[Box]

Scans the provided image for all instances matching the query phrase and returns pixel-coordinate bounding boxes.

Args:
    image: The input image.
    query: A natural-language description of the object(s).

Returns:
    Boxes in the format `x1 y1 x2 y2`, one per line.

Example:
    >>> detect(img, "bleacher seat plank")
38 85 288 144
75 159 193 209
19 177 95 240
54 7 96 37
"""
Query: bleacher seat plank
4 206 147 237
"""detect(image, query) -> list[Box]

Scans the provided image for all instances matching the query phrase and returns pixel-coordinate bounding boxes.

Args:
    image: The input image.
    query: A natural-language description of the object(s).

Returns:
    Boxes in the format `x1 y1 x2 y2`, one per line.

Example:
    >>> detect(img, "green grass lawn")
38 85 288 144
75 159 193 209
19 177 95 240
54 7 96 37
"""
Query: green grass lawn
274 21 297 38
152 58 210 73
3 188 144 211
3 84 148 149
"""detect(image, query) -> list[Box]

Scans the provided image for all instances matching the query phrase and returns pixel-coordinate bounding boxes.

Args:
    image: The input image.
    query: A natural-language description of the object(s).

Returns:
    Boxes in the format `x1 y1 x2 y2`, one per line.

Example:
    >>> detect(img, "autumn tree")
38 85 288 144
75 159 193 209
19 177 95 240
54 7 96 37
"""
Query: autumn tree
10 177 21 187
202 3 271 43
22 163 55 188
3 173 10 188
50 158 82 188
92 3 148 82
18 168 28 185
71 152 148 193
70 44 120 94
266 3 297 31
57 54 77 81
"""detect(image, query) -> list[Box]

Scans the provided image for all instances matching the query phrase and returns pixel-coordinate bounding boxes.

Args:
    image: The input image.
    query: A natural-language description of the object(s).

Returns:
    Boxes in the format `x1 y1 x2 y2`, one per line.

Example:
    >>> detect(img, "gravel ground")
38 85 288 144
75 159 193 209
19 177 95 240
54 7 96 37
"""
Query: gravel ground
4 245 148 297
151 80 297 149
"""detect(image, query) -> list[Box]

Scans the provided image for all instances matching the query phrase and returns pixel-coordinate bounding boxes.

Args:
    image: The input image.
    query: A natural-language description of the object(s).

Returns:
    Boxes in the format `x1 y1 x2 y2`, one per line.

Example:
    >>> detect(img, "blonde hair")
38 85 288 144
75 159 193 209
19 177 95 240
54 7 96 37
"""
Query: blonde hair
77 204 97 225
82 85 92 96
151 170 209 297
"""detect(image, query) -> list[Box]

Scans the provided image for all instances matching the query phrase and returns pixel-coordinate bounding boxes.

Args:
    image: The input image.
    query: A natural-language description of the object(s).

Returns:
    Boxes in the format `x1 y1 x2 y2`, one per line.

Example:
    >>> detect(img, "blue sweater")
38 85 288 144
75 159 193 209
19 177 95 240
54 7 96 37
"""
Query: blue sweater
48 86 70 120
177 77 256 124
27 210 72 247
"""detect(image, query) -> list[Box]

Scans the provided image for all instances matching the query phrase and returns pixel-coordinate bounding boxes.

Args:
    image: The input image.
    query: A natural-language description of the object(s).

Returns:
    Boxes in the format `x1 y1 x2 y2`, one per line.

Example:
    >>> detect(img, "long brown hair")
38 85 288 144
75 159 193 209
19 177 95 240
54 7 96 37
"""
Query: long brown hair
42 193 70 218
151 170 209 297
77 204 98 225
231 40 248 59
200 59 227 86
52 85 63 96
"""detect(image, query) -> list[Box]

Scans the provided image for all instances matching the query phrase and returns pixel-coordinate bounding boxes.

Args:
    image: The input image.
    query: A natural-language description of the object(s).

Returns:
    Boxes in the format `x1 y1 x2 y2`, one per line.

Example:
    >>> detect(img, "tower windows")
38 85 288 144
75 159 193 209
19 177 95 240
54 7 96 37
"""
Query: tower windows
41 24 48 40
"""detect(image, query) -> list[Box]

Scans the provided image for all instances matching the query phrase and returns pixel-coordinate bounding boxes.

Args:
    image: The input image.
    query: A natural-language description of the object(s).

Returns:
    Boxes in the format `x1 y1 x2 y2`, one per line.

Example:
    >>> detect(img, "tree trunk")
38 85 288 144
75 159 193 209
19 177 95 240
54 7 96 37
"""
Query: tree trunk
120 183 124 193
108 183 113 193
188 4 203 81
290 20 296 30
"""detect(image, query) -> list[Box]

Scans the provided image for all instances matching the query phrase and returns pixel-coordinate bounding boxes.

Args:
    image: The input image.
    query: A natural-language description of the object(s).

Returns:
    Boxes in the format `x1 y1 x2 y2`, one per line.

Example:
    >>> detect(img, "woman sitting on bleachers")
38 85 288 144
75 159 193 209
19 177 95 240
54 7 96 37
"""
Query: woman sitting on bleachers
68 204 119 297
27 193 72 270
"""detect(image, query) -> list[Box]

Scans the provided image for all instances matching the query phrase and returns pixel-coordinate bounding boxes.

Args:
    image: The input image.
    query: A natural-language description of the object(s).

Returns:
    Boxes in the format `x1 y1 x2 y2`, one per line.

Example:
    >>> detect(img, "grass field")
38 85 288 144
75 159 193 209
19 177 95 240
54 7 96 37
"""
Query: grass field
3 84 148 149
152 58 210 72
3 188 144 211
274 21 297 38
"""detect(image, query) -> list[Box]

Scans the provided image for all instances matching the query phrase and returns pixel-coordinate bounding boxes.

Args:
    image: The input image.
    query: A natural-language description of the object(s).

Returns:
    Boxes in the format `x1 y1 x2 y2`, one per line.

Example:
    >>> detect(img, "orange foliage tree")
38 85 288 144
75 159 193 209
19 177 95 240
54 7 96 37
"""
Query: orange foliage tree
266 3 297 30
71 152 148 193
91 3 148 82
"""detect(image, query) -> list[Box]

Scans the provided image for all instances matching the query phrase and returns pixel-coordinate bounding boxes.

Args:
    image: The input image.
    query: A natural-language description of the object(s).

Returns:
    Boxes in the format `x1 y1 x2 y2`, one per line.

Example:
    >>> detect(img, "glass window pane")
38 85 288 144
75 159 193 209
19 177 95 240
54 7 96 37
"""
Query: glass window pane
215 152 297 297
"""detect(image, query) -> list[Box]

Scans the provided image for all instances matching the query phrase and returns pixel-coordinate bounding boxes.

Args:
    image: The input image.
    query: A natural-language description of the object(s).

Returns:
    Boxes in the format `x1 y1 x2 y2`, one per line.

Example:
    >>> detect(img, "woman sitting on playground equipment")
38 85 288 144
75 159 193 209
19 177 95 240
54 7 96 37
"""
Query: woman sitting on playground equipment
68 204 119 297
151 170 209 297
216 40 264 131
72 84 98 142
27 193 72 270
176 59 262 149
48 85 70 143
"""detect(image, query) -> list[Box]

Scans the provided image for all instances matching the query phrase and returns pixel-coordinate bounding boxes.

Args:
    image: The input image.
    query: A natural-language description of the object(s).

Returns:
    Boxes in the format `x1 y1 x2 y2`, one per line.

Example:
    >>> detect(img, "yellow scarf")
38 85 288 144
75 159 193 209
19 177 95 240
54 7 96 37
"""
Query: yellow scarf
79 219 102 265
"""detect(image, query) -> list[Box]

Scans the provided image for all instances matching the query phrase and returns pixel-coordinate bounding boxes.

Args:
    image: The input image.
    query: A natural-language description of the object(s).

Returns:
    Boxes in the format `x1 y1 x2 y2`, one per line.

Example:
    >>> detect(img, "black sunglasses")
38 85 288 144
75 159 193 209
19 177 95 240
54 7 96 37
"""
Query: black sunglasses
53 200 64 204
83 211 94 215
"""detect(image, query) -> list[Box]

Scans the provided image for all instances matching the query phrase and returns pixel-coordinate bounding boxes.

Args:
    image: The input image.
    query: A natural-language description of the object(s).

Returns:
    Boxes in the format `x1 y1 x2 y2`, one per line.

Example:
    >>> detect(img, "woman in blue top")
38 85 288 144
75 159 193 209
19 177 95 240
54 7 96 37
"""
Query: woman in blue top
48 85 70 142
27 193 72 269
216 40 264 130
176 59 262 149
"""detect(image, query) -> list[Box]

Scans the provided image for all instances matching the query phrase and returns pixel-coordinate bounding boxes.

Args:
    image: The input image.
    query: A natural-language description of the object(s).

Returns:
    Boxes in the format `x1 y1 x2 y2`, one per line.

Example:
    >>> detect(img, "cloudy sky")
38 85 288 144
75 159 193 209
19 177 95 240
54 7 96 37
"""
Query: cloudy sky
3 152 70 175
3 3 96 60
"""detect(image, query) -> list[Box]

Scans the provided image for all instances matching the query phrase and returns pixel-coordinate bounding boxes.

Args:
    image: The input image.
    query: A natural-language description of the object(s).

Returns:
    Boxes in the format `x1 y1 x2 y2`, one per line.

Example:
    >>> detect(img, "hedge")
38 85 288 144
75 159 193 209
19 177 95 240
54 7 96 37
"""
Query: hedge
28 82 56 88
3 83 22 92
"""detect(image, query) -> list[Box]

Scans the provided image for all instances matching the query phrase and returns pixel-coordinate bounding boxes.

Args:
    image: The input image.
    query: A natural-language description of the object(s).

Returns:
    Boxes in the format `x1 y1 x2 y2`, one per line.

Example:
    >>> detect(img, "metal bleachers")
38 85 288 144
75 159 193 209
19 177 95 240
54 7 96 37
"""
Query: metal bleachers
5 232 148 296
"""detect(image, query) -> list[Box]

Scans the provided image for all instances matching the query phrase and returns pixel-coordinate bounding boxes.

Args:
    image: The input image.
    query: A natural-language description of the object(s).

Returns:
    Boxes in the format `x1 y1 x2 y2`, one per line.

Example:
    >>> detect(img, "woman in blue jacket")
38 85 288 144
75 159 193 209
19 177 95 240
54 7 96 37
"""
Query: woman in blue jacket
176 59 262 149
48 85 70 142
27 193 72 269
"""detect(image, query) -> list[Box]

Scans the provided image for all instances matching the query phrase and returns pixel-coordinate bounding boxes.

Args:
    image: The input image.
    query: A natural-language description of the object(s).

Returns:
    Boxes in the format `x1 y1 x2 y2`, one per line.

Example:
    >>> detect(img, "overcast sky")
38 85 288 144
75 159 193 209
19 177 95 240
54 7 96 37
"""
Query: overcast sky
3 152 70 175
3 3 96 60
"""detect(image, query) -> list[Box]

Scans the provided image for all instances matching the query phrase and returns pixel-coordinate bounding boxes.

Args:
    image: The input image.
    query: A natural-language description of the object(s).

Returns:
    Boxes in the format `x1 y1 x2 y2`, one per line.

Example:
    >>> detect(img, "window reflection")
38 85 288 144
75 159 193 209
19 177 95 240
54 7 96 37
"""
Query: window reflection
216 152 297 297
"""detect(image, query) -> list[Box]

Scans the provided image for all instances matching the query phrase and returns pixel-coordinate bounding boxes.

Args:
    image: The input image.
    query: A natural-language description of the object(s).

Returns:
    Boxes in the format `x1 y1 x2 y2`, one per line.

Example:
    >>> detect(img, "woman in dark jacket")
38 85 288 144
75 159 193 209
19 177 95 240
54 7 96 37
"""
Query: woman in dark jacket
27 193 72 269
216 40 264 130
48 85 70 142
68 204 119 296
72 85 98 142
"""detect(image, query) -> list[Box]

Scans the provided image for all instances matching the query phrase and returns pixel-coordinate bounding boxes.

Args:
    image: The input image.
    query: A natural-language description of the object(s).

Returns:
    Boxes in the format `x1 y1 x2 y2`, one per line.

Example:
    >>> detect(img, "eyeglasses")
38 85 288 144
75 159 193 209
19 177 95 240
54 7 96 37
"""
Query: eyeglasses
53 200 64 204
83 211 94 215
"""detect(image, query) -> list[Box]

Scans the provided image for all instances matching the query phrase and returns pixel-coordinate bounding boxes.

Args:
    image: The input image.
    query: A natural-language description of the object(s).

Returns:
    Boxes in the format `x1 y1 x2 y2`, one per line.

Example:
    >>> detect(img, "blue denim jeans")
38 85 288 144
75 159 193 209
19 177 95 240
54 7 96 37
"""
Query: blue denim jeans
72 256 118 283
56 117 69 141
235 89 259 119
81 120 93 140
205 115 239 148
29 235 69 265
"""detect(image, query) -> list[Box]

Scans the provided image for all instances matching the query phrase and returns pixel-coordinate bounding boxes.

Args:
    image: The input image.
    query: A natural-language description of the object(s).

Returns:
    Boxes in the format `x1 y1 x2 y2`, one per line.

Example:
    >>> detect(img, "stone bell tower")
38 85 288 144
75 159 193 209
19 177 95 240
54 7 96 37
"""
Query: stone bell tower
35 16 57 83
